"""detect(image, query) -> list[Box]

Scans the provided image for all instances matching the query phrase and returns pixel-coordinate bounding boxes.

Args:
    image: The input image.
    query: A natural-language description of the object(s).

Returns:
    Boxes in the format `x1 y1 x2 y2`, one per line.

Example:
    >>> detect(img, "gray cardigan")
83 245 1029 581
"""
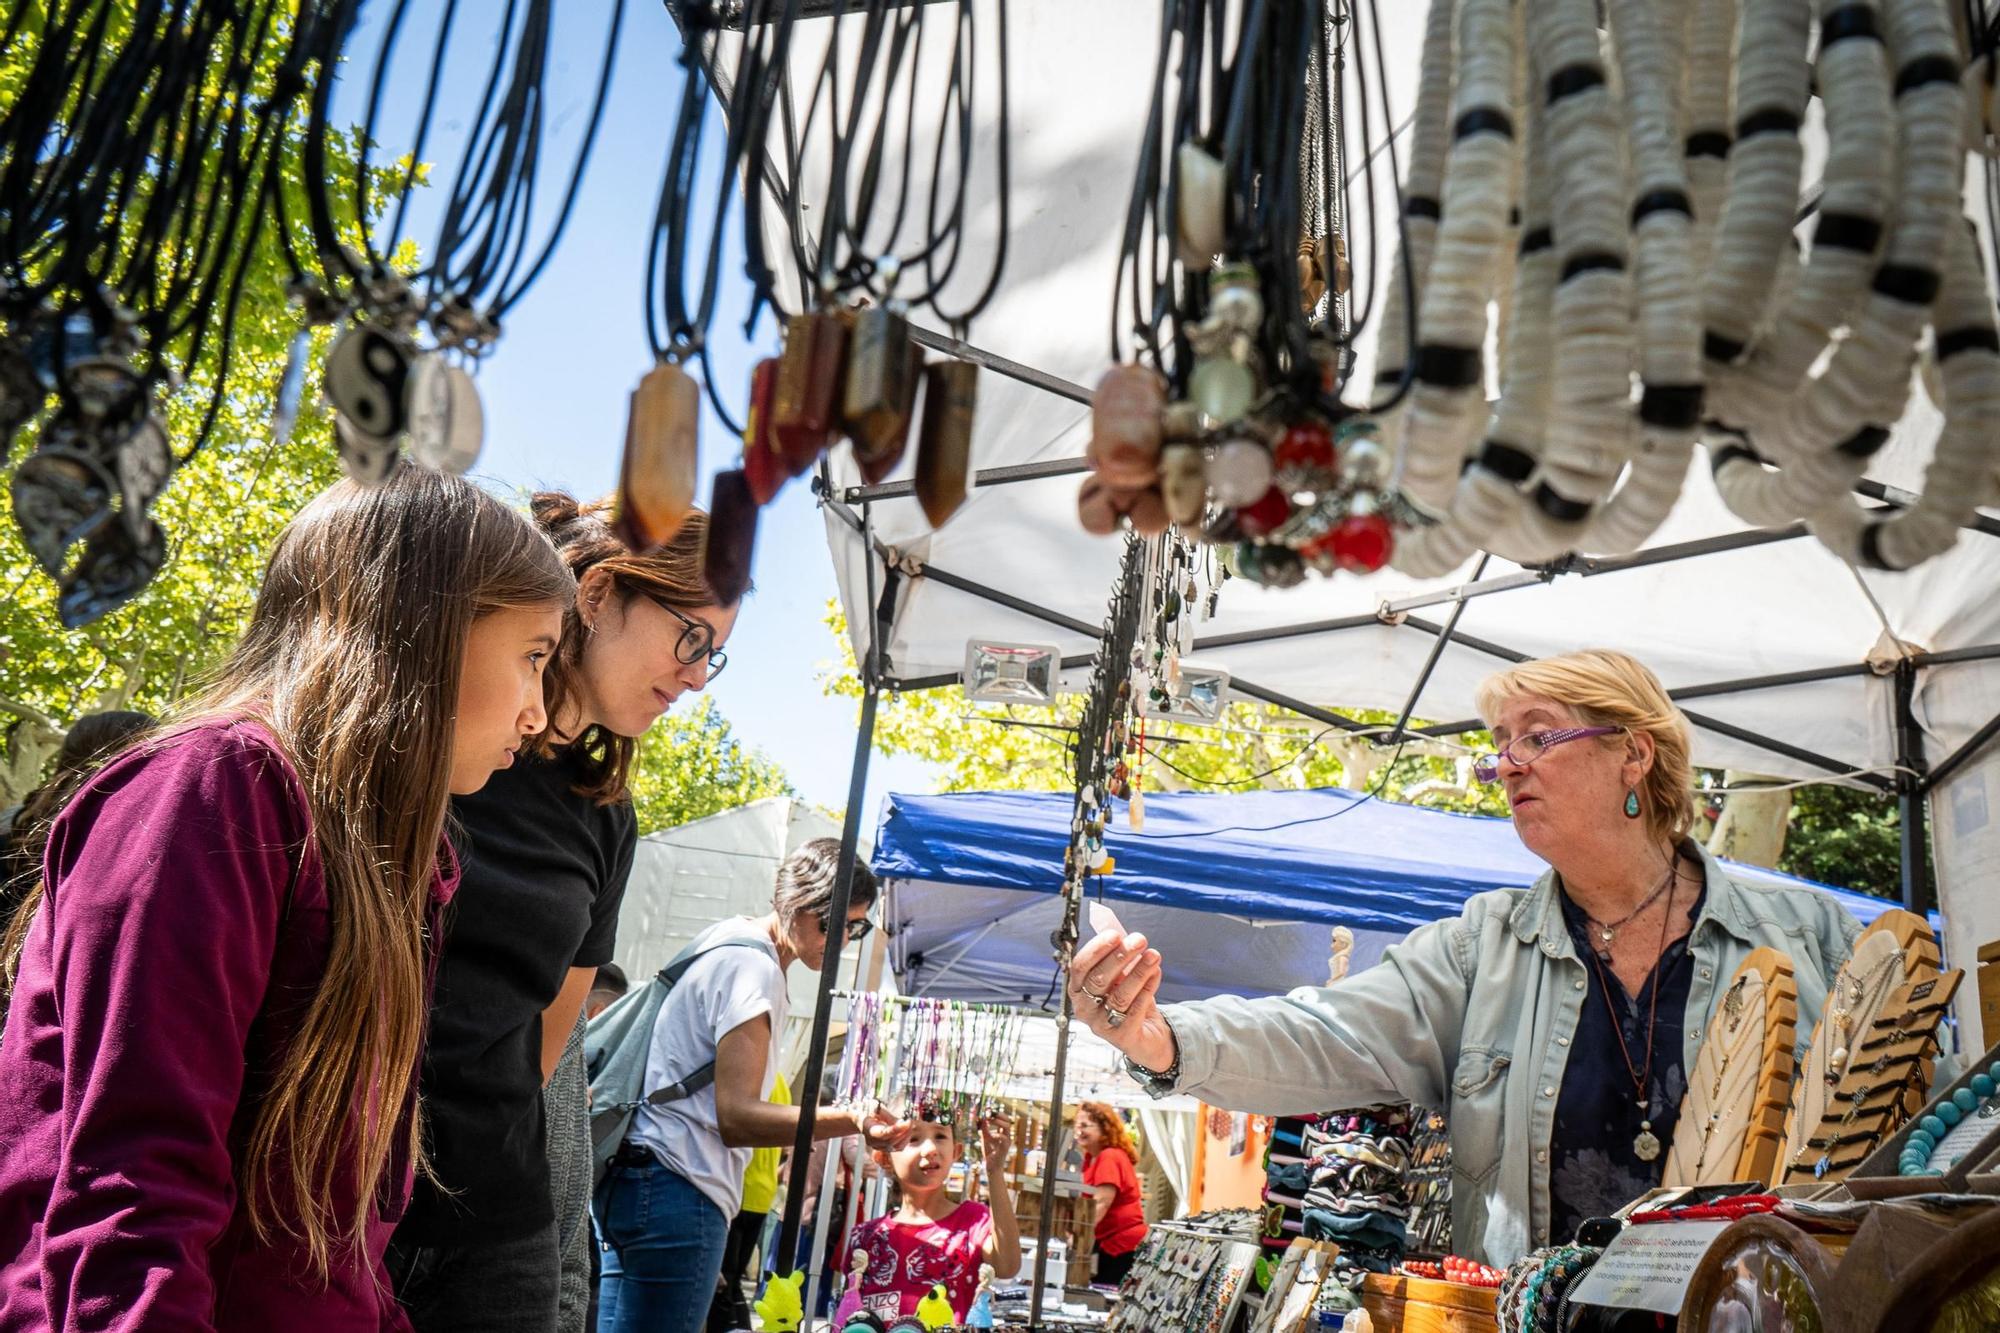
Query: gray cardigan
1133 844 1861 1265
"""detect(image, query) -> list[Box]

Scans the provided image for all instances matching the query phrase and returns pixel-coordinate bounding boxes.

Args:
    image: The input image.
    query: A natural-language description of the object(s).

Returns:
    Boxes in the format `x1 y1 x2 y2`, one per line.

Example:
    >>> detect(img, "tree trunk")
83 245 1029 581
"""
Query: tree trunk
1706 772 1792 869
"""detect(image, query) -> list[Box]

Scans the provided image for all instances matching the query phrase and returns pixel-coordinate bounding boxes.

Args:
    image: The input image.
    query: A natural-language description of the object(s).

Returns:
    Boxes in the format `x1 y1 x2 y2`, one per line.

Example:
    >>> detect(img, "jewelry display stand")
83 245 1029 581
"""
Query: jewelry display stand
1780 911 1953 1185
1844 1034 2000 1200
1666 947 1799 1187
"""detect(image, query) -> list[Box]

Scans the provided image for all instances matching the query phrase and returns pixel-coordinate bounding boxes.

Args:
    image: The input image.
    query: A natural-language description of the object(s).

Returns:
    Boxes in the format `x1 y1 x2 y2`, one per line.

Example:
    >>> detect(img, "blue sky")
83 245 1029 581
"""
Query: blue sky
331 2 943 820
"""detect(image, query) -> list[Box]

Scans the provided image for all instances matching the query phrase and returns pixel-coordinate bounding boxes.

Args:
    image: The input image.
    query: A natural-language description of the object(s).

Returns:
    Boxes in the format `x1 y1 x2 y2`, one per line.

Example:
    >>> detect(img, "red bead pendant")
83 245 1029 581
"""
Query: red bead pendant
1235 485 1292 537
1330 511 1394 573
1274 420 1335 473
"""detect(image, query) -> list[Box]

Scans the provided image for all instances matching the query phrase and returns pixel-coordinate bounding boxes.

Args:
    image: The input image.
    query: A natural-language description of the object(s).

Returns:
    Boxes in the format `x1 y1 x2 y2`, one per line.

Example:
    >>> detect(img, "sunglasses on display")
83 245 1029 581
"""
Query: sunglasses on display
1471 726 1624 784
646 596 729 680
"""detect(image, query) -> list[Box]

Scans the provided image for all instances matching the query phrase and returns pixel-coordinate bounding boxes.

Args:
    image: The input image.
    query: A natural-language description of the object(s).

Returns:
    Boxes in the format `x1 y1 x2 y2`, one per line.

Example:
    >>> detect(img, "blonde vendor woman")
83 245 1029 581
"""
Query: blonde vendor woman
1069 650 1862 1266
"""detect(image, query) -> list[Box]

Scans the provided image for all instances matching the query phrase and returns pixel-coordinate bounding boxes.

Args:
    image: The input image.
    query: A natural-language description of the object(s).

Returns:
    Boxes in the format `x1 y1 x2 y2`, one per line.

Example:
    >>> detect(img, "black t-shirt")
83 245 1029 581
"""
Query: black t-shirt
396 747 637 1245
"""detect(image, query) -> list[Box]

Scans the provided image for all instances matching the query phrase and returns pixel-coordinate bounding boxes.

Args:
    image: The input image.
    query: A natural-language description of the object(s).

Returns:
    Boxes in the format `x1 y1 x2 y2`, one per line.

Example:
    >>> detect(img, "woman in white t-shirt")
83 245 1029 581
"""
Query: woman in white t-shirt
596 839 900 1333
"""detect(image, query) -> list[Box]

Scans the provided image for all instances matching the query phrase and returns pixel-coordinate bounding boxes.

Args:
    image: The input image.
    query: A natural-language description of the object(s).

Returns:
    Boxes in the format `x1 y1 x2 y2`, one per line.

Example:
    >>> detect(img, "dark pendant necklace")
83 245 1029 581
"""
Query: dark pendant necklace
1579 862 1683 1162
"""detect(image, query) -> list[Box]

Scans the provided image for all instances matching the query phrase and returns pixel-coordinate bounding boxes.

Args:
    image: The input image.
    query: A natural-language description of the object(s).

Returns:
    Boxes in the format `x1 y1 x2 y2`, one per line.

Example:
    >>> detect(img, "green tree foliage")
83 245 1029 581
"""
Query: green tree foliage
1778 783 1907 901
818 603 1510 813
629 697 796 834
0 9 795 827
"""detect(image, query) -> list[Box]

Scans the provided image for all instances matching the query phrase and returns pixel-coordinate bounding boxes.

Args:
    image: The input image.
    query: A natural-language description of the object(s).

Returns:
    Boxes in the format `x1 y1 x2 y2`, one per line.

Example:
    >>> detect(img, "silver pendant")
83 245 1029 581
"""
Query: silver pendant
1634 1126 1662 1162
405 354 484 474
10 434 117 576
57 515 166 628
114 412 173 537
335 412 402 486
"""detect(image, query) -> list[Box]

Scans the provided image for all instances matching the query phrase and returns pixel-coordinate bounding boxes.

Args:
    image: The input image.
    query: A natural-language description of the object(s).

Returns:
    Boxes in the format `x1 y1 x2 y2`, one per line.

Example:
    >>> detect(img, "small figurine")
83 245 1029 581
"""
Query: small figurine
752 1269 805 1331
914 1282 957 1330
965 1263 996 1329
833 1250 869 1327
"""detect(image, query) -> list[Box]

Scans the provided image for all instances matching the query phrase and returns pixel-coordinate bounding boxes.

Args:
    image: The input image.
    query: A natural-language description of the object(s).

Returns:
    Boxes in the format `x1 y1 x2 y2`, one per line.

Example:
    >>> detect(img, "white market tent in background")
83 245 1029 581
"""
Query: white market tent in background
702 0 2000 1052
612 797 869 1070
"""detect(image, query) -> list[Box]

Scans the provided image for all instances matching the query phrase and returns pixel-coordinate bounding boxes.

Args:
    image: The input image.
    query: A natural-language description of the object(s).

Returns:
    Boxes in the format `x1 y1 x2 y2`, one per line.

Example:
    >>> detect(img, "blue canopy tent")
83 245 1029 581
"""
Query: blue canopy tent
873 787 1899 1007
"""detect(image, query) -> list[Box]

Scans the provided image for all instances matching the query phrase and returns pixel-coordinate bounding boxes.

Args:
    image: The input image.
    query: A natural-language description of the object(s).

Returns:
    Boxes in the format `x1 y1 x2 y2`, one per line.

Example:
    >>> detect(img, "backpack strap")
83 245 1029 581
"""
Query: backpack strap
621 936 774 1112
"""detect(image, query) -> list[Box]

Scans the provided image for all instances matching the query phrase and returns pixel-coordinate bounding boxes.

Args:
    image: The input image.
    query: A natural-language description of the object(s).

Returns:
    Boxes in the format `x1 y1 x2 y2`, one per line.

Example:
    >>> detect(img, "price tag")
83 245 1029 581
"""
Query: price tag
1570 1220 1731 1315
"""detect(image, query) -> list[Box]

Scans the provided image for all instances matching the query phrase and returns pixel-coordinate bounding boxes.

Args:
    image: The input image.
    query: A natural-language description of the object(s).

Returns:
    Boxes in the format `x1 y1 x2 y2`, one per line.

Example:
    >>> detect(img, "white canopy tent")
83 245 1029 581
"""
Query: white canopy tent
697 0 2000 1049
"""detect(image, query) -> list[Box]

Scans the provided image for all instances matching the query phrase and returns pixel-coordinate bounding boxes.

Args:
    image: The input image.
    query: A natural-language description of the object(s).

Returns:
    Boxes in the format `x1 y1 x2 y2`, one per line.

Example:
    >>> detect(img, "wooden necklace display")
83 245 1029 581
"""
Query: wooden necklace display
1678 1215 1839 1333
1780 909 1960 1184
1664 947 1799 1187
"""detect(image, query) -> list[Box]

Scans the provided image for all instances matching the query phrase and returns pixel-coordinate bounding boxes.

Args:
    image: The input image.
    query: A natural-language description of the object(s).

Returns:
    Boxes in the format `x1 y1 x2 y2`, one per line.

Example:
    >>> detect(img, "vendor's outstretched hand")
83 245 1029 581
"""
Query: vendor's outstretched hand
1067 929 1174 1075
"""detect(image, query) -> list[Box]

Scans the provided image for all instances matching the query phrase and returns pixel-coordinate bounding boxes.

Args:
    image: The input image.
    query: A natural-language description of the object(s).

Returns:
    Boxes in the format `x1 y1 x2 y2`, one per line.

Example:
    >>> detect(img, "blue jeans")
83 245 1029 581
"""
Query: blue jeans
594 1156 729 1333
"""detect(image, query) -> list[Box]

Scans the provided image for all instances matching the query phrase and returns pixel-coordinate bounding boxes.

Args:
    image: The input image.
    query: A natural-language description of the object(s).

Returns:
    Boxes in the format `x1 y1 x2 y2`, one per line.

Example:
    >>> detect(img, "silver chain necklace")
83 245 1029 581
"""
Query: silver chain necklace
1583 859 1678 958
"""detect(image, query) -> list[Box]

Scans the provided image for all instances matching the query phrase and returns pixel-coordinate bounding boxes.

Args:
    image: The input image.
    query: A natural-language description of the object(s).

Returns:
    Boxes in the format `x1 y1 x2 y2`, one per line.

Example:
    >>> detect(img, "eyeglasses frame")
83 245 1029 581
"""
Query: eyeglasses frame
645 595 729 680
1471 725 1625 784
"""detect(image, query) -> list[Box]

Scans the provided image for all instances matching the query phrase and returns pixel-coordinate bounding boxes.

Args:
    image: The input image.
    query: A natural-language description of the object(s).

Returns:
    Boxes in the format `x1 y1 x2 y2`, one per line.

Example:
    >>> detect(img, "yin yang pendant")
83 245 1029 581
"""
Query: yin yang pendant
324 319 416 441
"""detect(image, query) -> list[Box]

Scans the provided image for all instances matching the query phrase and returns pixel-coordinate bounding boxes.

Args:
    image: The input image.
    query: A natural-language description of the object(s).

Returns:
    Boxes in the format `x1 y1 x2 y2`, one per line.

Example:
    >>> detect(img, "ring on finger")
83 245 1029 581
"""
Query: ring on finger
1106 1005 1127 1028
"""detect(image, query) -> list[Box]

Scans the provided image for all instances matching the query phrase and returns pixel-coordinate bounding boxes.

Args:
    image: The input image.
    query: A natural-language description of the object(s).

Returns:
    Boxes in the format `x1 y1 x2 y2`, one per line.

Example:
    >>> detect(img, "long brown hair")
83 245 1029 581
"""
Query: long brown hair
7 468 573 1275
1078 1101 1138 1161
528 492 720 804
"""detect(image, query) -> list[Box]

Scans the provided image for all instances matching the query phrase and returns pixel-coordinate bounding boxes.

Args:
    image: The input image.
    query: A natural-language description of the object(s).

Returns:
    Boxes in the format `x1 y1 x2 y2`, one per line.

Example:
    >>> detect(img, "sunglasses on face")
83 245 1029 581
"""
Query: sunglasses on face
817 912 875 943
1471 725 1624 783
645 596 729 680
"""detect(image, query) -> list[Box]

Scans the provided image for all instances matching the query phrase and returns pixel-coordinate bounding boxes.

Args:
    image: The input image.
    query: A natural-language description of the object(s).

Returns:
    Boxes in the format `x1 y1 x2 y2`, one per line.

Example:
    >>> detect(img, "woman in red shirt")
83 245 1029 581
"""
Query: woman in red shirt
1074 1102 1146 1287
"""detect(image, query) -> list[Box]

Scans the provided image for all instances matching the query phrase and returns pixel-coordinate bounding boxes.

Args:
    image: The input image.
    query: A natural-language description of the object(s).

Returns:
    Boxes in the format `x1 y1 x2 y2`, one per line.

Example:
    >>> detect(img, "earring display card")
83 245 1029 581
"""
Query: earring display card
1103 1215 1262 1333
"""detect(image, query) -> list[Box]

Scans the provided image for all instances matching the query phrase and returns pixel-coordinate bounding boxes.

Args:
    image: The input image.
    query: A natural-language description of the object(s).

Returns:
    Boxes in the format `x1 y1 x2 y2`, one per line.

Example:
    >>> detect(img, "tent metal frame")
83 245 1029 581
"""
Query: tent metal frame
822 472 2000 917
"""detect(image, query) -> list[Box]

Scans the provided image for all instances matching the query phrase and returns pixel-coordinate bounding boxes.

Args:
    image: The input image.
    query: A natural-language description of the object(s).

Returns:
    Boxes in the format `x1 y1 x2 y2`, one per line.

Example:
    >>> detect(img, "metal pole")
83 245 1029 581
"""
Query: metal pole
1894 659 1933 913
775 506 891 1281
774 681 880 1272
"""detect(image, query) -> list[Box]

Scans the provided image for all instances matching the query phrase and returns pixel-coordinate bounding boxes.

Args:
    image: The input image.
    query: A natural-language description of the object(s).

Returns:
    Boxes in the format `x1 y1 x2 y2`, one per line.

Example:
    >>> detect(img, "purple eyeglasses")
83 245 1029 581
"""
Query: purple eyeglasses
1471 726 1624 783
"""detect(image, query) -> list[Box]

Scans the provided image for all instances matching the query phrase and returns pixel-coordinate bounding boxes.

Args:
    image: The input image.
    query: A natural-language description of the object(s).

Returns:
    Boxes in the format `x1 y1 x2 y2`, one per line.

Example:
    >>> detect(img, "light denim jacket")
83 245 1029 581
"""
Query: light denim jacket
1138 844 1861 1266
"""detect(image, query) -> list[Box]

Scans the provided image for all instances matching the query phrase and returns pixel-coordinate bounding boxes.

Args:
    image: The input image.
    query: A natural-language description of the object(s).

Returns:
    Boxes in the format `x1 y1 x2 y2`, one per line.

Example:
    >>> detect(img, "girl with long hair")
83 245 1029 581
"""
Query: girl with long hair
390 494 745 1333
0 469 574 1331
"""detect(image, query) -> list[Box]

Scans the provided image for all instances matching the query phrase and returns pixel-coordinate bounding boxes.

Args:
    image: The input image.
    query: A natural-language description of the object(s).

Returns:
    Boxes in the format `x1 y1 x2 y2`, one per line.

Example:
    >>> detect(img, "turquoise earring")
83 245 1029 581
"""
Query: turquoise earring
1624 789 1642 819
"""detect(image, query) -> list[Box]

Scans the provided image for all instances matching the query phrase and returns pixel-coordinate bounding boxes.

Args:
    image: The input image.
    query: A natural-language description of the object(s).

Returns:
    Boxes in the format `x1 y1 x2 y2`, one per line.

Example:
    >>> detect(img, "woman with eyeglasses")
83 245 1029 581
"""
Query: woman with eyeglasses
390 493 741 1333
598 838 898 1333
1067 649 1864 1267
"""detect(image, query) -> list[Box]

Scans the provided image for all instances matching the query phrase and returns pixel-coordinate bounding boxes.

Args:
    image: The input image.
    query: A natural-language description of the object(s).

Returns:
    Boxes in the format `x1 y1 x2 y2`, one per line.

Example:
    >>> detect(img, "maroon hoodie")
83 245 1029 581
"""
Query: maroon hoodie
0 721 457 1331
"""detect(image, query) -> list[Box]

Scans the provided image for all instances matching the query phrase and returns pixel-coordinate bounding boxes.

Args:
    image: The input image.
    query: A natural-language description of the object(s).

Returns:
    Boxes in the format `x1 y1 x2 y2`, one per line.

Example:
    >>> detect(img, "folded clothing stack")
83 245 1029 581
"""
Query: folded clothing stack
1298 1107 1415 1291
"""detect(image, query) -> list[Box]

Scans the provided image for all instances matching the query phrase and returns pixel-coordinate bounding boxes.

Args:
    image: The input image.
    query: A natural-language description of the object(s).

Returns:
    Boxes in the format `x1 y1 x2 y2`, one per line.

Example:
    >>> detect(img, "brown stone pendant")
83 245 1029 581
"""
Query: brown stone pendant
773 311 849 472
742 357 787 505
614 361 698 551
703 467 758 605
843 306 919 482
914 360 977 528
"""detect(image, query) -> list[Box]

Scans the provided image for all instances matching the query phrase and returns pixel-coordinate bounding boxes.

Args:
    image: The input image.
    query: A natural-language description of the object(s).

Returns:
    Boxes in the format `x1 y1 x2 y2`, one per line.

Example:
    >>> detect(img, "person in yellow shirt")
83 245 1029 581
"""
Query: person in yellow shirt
707 1072 789 1332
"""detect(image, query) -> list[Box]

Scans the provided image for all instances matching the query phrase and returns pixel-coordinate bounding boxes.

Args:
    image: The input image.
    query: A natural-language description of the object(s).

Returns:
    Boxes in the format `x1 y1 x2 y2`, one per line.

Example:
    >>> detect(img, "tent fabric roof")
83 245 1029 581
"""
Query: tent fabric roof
874 787 1898 1006
774 1 2000 789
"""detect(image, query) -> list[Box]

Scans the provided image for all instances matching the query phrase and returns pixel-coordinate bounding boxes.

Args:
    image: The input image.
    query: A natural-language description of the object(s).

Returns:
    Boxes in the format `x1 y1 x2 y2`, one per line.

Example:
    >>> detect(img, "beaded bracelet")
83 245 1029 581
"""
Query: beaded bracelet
1899 1060 2000 1176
